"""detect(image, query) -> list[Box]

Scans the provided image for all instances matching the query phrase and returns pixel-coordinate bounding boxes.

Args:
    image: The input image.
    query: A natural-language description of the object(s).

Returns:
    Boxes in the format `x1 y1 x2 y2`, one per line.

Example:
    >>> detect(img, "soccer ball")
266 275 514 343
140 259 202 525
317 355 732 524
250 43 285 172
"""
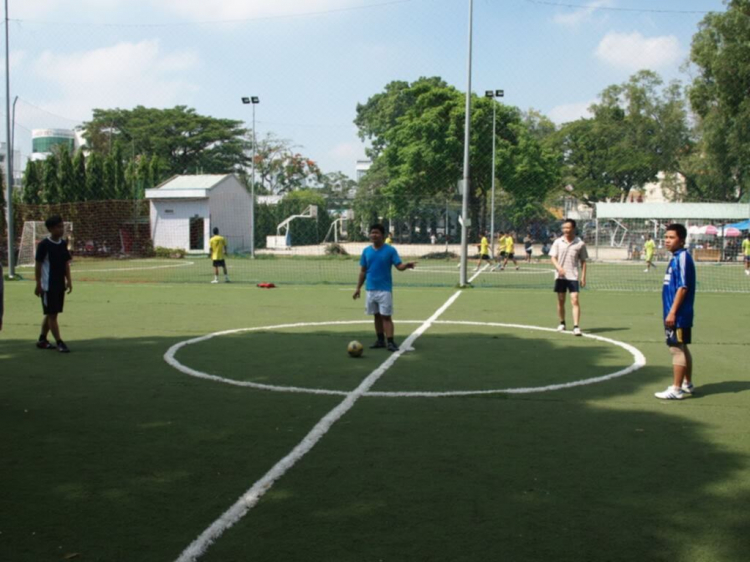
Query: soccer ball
347 340 364 358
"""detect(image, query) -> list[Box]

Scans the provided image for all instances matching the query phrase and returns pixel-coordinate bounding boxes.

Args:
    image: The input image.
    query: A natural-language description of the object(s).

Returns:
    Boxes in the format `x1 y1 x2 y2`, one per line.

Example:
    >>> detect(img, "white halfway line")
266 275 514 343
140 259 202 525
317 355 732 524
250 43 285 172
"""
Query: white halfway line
174 289 464 562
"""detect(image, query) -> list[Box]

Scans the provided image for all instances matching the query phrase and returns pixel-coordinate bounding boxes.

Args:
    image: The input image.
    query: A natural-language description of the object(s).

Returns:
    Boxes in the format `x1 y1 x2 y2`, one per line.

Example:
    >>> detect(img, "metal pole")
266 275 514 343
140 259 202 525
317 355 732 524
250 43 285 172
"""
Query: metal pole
459 0 473 287
595 218 599 261
250 102 256 259
4 0 14 277
489 99 497 256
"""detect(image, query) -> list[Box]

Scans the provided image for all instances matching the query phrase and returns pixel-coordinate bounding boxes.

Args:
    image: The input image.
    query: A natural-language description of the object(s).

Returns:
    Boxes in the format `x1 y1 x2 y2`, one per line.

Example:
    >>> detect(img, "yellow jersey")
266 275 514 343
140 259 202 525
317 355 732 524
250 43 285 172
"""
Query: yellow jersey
743 238 750 257
480 236 489 255
644 240 656 257
209 235 227 260
385 237 393 245
504 235 514 253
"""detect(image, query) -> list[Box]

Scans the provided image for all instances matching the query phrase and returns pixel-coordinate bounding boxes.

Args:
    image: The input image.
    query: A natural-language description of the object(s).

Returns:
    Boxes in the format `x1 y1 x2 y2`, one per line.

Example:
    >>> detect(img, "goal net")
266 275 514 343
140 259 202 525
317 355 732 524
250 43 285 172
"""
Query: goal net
17 221 75 267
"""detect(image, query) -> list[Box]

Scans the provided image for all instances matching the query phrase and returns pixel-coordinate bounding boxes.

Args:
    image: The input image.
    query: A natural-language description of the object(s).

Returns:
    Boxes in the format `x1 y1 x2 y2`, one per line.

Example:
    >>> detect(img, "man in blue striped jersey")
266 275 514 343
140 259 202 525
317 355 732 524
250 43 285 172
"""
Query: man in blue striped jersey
655 224 696 400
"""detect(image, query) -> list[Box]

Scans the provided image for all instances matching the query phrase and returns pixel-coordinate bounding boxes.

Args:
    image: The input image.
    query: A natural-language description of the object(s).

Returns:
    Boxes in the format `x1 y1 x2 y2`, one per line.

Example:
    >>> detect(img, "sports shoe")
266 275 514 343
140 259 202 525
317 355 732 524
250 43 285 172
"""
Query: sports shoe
655 386 684 400
515 266 520 271
225 278 231 283
387 341 400 352
643 268 649 273
745 270 749 276
211 279 219 284
370 340 386 349
573 327 582 336
681 382 695 394
57 342 71 354
556 323 566 332
36 340 55 350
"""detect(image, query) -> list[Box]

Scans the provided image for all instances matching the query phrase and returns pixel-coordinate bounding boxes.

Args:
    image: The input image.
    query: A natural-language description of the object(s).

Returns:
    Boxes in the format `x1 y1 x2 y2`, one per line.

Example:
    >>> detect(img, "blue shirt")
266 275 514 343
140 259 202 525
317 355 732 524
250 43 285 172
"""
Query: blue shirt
360 244 402 292
662 248 695 328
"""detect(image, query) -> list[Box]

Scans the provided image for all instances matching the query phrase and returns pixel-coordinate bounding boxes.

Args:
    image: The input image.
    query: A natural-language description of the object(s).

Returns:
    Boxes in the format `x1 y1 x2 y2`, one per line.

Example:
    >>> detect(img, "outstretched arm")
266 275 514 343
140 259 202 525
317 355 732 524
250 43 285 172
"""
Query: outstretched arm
395 262 415 271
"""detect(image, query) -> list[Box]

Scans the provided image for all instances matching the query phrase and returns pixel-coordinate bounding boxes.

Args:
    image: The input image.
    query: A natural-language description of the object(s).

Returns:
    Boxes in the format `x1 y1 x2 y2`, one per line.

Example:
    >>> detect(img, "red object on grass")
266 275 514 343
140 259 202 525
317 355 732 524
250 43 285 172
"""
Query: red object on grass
257 283 276 289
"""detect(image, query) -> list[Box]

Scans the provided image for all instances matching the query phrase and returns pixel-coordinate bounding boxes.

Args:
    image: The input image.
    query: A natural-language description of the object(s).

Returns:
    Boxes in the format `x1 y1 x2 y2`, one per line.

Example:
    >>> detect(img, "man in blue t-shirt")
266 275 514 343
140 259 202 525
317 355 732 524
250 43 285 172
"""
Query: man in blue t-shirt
353 224 415 352
655 223 696 400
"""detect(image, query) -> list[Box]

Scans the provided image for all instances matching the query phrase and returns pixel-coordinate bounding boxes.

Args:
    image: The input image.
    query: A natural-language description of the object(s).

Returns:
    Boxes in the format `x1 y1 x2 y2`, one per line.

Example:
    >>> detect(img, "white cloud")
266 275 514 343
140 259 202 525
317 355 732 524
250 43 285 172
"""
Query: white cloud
548 101 594 124
595 31 682 71
156 0 363 22
329 141 364 160
32 40 199 120
553 0 612 27
14 0 122 20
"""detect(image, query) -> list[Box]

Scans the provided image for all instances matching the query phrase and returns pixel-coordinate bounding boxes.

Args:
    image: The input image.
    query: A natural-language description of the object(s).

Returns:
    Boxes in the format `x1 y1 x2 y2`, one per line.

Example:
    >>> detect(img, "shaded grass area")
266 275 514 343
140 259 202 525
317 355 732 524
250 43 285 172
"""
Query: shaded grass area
1 281 749 561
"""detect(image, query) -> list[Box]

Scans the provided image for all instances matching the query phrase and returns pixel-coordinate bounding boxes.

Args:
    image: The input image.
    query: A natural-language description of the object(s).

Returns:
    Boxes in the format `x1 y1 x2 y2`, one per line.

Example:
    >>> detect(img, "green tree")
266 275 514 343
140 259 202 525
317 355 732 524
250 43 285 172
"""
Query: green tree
112 143 127 199
251 133 322 194
86 152 106 201
73 150 87 202
0 170 5 233
149 155 165 187
103 155 116 200
688 0 750 201
41 154 60 204
58 146 76 203
22 160 42 204
83 106 249 177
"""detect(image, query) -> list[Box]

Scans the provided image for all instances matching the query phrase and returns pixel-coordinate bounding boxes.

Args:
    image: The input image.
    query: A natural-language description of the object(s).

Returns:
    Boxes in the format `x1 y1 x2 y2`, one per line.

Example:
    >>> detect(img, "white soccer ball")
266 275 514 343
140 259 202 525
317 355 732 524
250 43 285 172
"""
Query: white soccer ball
347 340 364 358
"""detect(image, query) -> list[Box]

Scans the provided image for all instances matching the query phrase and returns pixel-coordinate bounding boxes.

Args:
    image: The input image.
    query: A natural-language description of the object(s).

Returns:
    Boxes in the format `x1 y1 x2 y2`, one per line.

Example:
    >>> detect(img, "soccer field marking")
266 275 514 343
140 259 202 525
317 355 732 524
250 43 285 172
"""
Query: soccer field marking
165 320 645 397
411 266 555 275
16 259 197 273
173 290 464 562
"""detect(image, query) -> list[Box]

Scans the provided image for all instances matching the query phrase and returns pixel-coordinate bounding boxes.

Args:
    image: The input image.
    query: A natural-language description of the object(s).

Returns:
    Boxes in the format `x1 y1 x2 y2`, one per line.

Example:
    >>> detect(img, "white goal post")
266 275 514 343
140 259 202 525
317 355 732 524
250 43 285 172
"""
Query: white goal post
266 205 318 250
17 221 75 267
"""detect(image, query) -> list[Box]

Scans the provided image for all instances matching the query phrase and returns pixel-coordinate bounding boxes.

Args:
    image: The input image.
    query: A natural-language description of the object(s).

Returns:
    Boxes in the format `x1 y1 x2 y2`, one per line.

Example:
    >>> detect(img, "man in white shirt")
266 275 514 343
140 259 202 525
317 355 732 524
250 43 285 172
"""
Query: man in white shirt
550 219 588 336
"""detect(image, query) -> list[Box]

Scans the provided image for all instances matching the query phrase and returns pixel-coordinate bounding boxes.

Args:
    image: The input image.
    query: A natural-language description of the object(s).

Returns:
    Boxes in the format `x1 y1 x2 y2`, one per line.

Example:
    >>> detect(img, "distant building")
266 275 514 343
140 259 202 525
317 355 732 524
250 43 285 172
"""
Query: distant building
31 128 78 161
355 159 372 182
145 174 253 254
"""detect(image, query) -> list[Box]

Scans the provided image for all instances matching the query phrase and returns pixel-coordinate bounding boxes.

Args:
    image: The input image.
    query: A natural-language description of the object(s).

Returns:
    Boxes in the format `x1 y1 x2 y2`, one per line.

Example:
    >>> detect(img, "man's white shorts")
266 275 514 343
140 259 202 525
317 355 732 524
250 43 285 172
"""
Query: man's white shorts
365 290 394 316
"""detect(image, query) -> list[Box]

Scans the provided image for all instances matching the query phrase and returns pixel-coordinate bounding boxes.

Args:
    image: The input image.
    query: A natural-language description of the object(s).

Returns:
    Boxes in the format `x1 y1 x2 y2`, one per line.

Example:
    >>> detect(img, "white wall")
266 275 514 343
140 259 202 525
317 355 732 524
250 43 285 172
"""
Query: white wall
208 176 253 253
150 199 210 252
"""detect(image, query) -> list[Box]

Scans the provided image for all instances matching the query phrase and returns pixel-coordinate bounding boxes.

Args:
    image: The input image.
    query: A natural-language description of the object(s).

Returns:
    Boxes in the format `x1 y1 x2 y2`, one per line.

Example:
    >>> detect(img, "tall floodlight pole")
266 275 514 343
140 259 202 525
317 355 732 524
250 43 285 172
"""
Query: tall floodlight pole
485 89 504 256
4 0 14 277
242 96 260 258
459 0 474 287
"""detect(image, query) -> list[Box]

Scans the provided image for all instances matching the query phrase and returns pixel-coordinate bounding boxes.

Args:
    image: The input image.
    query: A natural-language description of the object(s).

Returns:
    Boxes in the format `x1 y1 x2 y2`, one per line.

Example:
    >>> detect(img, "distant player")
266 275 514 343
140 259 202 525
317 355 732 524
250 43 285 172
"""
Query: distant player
492 232 506 271
209 227 230 284
550 219 588 336
475 231 496 271
500 231 520 271
643 234 656 273
385 232 394 245
34 215 73 353
743 232 750 276
523 233 533 263
353 224 415 352
655 223 696 400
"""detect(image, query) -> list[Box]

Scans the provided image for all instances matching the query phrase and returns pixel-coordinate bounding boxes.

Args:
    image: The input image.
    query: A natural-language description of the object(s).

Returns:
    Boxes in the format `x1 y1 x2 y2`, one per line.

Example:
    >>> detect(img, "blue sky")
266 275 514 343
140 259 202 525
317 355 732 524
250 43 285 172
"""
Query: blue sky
5 0 726 177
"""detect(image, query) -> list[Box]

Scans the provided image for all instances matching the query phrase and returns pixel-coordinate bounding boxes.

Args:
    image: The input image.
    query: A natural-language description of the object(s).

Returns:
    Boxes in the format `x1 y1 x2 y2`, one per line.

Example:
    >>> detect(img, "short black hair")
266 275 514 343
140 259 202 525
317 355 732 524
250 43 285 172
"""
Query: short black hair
45 215 63 230
666 223 687 241
563 218 576 228
213 227 219 235
370 223 385 235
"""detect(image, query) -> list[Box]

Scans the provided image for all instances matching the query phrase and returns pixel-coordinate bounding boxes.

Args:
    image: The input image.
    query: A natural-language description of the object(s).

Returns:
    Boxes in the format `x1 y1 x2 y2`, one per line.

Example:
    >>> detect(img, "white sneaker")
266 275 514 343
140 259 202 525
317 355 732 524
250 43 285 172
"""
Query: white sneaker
745 270 749 276
643 269 649 273
681 382 695 394
655 386 684 400
211 279 219 284
556 323 566 332
573 327 582 336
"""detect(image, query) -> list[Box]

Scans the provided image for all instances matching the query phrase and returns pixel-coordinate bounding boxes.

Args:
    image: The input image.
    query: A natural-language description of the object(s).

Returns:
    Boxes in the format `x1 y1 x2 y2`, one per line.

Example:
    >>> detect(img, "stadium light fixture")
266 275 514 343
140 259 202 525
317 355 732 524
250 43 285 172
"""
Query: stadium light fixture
242 96 260 258
487 88 504 255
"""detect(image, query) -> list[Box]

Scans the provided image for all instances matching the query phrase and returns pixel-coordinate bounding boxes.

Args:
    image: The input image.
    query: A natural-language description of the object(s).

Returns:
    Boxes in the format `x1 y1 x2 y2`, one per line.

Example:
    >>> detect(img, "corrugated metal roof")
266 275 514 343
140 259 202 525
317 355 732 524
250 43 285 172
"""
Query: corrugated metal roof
153 174 233 190
596 203 750 220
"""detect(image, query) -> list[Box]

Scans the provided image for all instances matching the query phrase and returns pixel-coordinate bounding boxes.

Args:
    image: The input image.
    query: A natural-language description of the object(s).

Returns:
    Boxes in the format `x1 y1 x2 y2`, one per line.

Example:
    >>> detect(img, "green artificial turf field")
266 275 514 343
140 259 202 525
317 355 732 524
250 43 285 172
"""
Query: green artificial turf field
1 274 749 562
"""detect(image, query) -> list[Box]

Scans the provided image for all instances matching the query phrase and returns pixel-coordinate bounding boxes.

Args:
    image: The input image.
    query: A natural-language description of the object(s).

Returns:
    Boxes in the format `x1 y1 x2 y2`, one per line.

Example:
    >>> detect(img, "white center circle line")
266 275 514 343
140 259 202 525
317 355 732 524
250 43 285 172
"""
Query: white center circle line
164 320 646 397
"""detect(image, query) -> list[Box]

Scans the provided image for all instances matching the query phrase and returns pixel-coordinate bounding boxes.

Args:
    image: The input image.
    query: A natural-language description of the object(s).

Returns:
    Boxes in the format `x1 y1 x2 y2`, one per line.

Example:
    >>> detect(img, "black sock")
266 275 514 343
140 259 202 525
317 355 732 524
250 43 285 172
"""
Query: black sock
377 332 385 342
39 334 47 342
387 337 395 344
559 321 566 326
574 325 579 329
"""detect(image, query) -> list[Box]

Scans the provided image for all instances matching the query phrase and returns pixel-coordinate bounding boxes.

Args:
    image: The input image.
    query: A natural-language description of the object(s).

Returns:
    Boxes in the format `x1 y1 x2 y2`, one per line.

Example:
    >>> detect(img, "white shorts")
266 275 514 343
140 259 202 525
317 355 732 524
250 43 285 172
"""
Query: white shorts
366 290 394 316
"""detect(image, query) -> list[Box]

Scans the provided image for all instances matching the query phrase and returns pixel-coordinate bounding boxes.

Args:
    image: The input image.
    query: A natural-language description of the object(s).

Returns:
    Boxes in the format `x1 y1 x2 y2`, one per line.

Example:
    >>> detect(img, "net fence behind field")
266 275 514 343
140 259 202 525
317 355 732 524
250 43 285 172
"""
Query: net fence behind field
3 198 748 292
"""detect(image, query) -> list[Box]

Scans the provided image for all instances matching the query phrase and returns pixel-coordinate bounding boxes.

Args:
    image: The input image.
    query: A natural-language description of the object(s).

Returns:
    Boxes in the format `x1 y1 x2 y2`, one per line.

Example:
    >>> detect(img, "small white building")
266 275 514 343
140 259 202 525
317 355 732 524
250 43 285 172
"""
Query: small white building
145 174 252 253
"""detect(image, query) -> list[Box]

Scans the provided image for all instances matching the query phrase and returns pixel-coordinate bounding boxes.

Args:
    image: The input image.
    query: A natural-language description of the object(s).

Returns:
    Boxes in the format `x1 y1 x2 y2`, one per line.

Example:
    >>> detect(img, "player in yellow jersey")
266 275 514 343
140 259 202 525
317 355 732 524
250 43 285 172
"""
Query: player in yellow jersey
475 231 496 270
743 232 750 276
643 234 656 273
209 227 230 283
498 231 520 271
385 232 394 245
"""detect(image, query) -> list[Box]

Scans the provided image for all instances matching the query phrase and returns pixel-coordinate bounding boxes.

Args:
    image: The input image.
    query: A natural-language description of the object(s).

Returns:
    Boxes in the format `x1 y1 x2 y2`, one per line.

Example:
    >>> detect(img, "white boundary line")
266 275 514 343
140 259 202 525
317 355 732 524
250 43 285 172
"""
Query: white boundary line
164 320 645 397
173 290 464 562
72 260 196 273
